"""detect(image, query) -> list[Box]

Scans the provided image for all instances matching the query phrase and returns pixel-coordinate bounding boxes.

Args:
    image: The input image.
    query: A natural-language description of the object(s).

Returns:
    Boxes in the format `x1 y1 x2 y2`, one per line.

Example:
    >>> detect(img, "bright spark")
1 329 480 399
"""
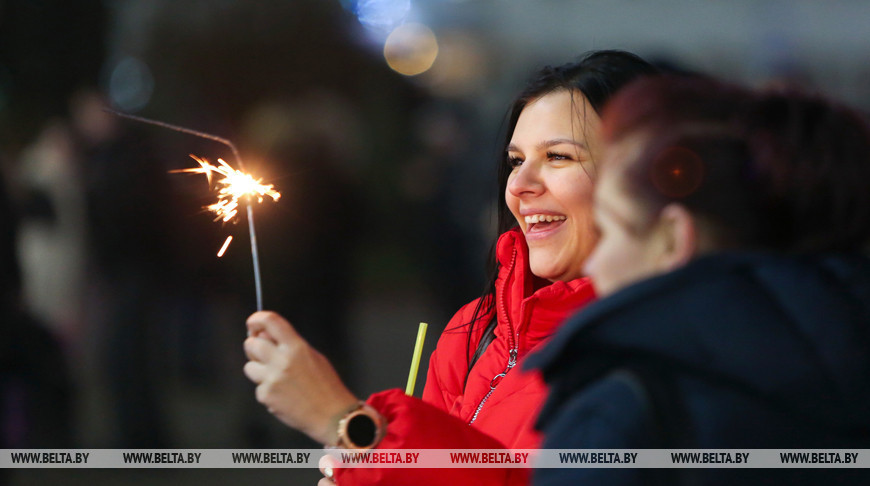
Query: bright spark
217 235 233 257
174 154 281 223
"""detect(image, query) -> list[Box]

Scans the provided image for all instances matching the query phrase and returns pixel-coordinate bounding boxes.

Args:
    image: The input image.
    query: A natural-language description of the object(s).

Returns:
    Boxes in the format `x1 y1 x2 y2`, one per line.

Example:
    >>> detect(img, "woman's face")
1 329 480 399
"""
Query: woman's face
583 134 668 296
506 89 600 282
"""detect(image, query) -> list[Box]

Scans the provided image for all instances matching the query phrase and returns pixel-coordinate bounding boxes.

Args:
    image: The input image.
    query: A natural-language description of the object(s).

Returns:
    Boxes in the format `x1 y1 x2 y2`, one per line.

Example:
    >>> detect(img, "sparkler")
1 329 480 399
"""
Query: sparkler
108 109 279 311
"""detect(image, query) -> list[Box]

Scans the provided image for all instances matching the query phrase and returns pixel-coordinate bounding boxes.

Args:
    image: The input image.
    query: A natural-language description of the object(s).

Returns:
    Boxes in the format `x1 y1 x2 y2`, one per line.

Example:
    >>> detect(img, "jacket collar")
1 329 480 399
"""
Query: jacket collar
494 227 596 355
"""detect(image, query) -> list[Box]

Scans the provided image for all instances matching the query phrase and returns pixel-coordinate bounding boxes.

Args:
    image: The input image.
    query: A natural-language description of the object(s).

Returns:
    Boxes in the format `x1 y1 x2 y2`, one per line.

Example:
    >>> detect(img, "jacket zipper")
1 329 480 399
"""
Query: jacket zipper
468 347 517 424
469 248 519 425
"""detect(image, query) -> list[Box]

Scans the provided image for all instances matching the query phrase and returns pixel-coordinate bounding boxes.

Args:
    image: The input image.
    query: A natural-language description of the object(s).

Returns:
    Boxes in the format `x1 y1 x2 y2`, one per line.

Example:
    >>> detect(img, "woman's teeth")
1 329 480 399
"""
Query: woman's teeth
524 214 567 224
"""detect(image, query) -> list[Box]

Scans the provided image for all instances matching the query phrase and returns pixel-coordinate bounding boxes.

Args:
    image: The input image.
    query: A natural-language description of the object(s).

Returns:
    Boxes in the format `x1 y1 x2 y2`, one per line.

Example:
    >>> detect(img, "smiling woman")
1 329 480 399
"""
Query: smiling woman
241 50 659 486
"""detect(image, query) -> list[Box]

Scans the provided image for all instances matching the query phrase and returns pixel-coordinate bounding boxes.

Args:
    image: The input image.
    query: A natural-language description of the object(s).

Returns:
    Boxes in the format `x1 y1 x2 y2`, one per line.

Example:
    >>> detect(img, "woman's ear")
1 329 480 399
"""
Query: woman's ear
653 203 697 272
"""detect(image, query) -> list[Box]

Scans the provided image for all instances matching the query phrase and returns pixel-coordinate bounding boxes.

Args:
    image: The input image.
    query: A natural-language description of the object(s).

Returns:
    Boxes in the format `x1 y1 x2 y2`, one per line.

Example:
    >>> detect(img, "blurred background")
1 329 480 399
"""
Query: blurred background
2 0 870 484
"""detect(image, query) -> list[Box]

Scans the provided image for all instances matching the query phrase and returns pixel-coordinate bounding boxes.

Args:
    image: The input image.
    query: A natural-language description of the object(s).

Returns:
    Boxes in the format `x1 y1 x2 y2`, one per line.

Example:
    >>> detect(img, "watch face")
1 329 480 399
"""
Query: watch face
346 412 377 448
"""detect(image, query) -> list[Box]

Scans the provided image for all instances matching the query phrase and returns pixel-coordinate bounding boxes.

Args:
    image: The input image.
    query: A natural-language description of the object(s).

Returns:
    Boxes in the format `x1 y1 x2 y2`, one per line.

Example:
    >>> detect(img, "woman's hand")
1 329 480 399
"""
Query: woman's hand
318 454 338 486
243 311 359 445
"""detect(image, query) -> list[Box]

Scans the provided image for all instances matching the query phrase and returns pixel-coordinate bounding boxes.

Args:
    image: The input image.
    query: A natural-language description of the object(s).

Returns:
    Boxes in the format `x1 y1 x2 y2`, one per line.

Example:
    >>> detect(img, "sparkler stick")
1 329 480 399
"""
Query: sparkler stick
247 204 263 310
405 322 429 396
106 110 246 171
108 109 278 311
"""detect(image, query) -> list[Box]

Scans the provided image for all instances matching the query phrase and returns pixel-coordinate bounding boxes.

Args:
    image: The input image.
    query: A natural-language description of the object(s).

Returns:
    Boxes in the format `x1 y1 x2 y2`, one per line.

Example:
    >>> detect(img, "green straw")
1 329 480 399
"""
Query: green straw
405 322 429 396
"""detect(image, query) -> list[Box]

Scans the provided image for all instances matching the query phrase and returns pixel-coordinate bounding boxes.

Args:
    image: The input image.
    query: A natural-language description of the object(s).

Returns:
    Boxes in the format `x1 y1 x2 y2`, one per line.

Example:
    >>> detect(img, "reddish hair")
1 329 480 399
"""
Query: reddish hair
601 75 870 253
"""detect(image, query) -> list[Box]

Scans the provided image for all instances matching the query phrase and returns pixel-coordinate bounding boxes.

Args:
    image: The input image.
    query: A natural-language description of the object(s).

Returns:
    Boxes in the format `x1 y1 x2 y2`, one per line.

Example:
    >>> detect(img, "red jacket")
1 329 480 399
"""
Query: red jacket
335 228 596 485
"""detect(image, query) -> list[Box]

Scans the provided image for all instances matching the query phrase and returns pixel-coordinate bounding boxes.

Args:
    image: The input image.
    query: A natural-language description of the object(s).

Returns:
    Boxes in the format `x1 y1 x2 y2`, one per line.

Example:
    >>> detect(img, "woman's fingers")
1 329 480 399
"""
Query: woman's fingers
247 310 301 345
319 454 336 477
318 454 338 486
242 360 268 384
244 335 276 362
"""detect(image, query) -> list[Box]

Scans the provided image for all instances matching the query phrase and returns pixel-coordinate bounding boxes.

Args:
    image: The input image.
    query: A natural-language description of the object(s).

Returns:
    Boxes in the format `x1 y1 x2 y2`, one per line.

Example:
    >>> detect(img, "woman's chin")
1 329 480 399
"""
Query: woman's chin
530 263 567 282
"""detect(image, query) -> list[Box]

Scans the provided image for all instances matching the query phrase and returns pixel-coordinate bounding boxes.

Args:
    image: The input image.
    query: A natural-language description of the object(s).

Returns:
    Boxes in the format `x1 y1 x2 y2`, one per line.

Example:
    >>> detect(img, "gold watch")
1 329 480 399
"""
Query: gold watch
336 402 386 449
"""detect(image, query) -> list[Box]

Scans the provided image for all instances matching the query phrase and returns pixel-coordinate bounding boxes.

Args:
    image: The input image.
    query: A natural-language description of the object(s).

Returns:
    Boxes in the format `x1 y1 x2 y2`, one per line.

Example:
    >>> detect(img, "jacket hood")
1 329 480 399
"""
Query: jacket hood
494 228 595 355
528 251 870 429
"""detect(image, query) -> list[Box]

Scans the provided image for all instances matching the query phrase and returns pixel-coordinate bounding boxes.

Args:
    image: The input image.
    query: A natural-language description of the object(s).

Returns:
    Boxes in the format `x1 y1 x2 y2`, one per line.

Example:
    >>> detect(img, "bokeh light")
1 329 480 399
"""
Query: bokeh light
384 23 439 76
106 56 154 112
355 0 411 32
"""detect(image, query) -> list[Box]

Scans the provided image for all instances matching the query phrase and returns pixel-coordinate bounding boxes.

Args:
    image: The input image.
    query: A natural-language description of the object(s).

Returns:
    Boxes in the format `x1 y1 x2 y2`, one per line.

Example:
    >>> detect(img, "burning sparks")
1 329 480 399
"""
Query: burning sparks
217 235 233 257
174 155 280 257
175 155 281 223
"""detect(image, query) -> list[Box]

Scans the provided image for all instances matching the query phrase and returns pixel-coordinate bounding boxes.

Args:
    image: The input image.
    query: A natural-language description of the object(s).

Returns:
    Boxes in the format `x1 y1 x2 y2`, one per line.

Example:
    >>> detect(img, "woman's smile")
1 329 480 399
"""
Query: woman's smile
522 211 568 239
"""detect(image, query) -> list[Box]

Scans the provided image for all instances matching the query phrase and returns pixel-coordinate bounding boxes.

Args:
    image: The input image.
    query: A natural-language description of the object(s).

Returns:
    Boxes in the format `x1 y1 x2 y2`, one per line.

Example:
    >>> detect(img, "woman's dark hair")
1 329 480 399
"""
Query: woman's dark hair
601 75 870 254
460 50 659 381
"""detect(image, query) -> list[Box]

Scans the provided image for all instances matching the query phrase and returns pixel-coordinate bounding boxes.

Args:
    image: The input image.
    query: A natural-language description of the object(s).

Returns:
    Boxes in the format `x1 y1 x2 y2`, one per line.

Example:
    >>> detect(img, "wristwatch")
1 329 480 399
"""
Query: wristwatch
336 402 386 449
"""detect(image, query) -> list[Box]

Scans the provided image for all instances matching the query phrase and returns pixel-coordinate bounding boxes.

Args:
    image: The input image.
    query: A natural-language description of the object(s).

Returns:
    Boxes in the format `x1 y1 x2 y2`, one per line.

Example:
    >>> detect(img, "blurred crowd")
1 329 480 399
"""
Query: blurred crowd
0 0 487 454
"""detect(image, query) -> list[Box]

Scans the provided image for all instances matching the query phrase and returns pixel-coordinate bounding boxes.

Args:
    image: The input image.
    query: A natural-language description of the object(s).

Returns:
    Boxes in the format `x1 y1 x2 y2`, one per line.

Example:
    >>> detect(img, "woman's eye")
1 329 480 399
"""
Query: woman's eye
507 156 524 168
547 151 571 161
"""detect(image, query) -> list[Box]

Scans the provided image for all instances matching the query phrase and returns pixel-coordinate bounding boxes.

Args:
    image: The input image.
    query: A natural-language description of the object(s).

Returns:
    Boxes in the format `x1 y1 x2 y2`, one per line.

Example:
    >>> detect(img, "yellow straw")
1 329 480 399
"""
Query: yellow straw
405 322 429 396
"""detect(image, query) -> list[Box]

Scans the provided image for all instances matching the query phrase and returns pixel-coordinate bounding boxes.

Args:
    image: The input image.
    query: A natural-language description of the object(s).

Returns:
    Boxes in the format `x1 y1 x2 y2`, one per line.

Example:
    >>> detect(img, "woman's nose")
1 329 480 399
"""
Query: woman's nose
507 161 545 198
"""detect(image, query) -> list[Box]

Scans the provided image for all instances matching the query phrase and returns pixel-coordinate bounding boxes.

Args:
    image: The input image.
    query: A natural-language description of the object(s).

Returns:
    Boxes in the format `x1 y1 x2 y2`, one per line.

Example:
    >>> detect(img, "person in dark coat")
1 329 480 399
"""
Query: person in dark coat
527 76 870 485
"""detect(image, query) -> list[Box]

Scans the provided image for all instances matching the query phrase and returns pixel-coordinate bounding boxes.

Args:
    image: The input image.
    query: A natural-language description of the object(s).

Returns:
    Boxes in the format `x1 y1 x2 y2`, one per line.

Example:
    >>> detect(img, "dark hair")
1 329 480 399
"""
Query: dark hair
460 50 659 380
742 91 870 252
601 75 870 254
